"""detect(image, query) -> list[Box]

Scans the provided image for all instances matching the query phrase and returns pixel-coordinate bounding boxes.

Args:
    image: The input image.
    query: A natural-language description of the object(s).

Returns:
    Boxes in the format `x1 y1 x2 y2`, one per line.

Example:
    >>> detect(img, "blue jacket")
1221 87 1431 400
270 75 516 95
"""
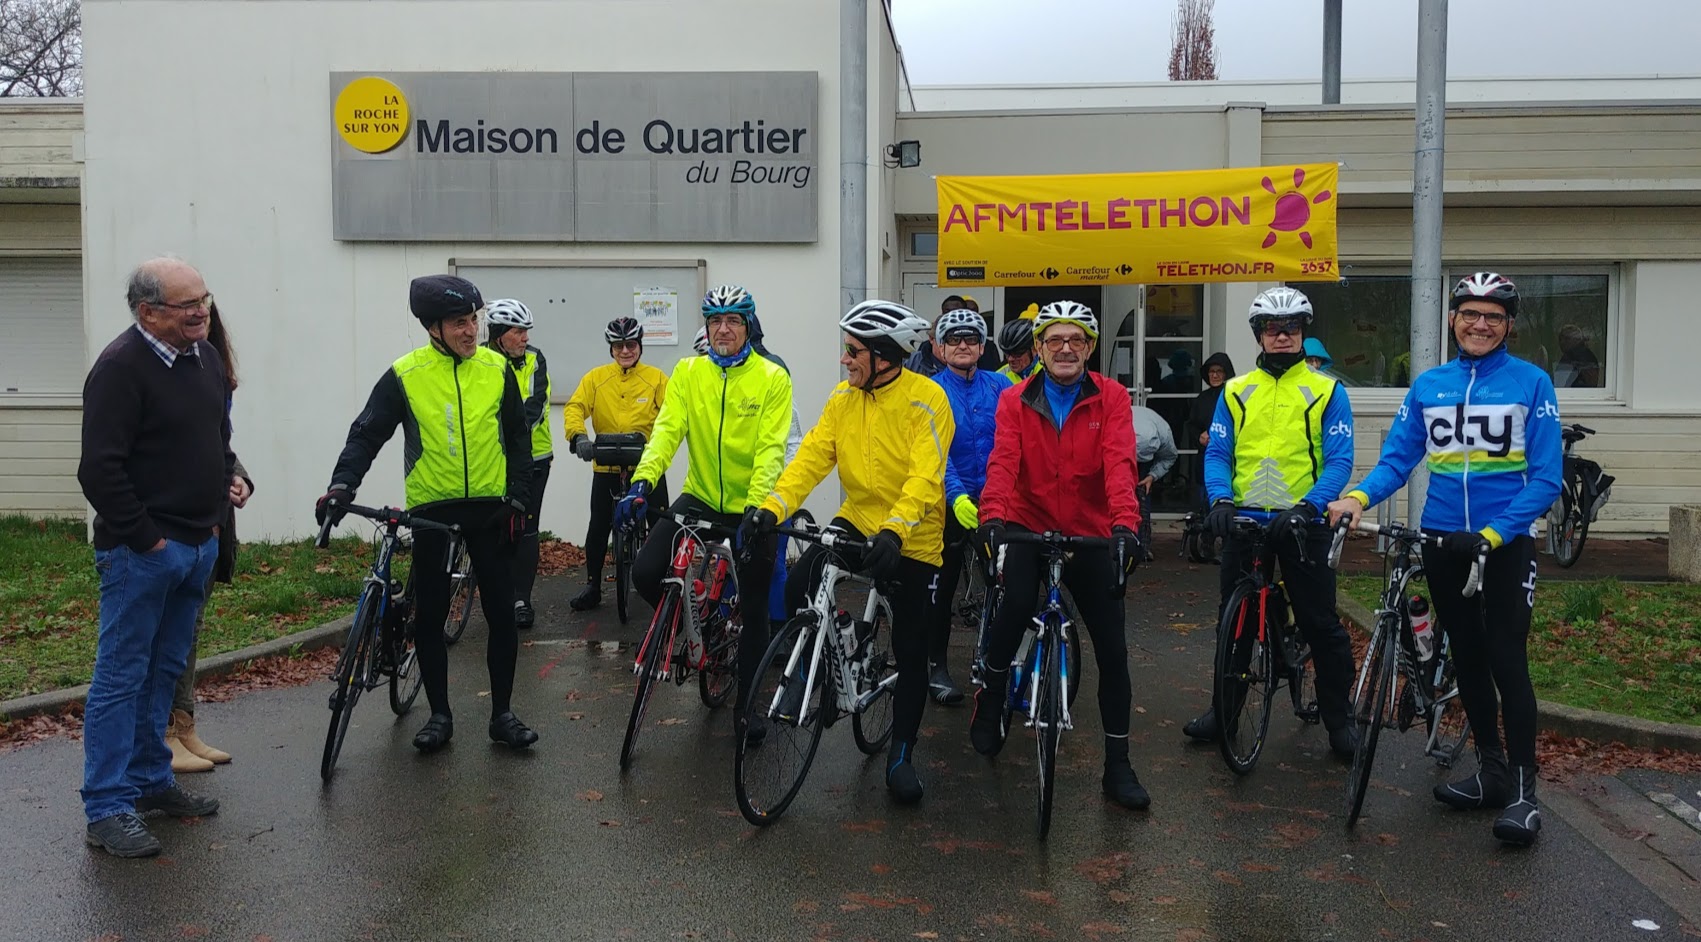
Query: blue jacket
931 366 1013 506
1349 345 1563 545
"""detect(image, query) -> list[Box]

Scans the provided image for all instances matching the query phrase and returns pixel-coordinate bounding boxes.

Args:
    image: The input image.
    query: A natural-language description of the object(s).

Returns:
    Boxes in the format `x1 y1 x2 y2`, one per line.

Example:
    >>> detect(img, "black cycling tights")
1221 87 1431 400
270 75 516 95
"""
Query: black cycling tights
511 458 551 604
1425 535 1539 768
410 501 519 720
583 471 669 583
984 525 1132 744
786 518 933 748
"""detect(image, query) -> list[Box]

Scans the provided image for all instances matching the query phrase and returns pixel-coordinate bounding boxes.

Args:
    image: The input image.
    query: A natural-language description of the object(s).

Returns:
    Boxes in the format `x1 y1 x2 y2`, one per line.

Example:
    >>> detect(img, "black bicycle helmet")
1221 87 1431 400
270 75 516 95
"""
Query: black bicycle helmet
605 316 643 344
997 318 1035 356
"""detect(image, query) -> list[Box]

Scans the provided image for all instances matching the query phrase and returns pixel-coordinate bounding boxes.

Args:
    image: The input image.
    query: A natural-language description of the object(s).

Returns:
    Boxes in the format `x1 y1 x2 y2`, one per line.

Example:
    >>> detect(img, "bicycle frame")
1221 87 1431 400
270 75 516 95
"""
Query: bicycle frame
1009 547 1074 735
636 512 739 679
770 527 895 718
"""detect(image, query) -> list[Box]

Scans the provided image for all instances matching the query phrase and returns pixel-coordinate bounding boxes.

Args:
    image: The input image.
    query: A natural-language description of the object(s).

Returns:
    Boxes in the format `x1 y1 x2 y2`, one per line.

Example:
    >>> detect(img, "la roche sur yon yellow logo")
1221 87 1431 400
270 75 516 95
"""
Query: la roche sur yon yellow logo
334 77 409 154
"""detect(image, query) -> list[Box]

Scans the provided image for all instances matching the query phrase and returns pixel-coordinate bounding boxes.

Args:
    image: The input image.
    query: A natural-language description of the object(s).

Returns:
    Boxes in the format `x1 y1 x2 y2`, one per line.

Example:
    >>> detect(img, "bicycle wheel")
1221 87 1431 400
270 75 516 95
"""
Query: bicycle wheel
620 587 679 771
735 613 829 826
1425 638 1472 768
852 592 898 755
1035 619 1065 840
614 523 637 625
1058 592 1084 709
388 573 423 715
1214 582 1276 775
322 585 380 783
1346 613 1400 828
1552 486 1589 568
697 607 740 709
444 537 476 645
955 550 985 631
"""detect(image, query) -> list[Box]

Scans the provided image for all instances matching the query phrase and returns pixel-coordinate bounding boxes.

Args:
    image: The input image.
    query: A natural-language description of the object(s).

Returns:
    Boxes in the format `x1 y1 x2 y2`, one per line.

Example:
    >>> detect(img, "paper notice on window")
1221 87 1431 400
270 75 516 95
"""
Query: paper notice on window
634 287 679 345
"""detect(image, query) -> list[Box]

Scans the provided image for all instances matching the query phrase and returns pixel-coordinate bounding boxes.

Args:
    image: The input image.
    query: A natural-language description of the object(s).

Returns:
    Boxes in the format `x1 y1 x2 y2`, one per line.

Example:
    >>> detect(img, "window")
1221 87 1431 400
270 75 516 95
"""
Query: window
1293 266 1616 394
1296 273 1413 388
0 256 85 396
1493 272 1611 392
908 230 938 258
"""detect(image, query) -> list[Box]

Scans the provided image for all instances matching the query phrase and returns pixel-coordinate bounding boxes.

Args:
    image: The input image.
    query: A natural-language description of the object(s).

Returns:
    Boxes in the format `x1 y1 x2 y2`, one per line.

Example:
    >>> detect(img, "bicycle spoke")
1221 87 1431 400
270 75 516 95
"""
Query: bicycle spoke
735 615 829 826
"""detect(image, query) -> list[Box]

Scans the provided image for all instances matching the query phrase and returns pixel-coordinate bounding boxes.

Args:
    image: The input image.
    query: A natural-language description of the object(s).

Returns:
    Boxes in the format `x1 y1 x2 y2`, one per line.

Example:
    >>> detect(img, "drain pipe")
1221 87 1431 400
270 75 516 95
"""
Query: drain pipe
1407 0 1448 524
1322 0 1342 104
841 0 868 313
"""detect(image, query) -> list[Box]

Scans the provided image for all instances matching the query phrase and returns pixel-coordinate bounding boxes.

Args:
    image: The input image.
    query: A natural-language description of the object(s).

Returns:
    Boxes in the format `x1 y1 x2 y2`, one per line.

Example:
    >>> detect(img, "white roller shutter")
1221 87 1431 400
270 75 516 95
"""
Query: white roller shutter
0 256 83 395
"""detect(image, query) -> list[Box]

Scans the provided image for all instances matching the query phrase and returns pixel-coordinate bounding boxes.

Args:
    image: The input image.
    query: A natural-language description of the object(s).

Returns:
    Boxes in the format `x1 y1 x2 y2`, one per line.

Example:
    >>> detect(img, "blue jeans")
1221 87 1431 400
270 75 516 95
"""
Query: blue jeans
81 536 218 823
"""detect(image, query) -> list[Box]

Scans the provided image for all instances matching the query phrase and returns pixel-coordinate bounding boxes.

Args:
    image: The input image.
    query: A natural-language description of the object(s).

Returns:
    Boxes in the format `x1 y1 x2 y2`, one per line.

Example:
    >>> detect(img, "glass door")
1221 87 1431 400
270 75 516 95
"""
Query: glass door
1138 285 1207 516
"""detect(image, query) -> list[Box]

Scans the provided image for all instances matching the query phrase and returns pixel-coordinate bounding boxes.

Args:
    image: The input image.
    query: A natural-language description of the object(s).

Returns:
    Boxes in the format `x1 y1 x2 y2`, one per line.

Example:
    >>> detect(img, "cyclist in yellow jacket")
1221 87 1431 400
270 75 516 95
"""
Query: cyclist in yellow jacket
562 316 669 612
743 299 953 805
316 275 537 754
485 299 553 629
616 285 793 722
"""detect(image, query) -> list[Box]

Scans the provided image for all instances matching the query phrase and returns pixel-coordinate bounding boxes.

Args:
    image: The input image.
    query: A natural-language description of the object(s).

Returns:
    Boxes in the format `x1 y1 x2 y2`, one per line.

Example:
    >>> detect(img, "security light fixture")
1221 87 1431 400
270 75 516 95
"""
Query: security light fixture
884 140 921 169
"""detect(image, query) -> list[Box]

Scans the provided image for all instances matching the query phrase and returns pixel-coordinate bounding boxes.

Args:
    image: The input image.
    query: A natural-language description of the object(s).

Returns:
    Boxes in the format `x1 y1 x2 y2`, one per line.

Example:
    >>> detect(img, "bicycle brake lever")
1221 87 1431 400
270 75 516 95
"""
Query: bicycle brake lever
1464 551 1486 598
1326 518 1350 571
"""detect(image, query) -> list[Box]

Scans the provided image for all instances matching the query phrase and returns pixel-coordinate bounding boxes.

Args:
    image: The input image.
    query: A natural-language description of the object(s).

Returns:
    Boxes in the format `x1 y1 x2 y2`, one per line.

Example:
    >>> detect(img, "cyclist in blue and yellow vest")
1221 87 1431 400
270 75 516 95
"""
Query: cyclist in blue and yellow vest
485 298 552 630
1181 286 1360 759
316 275 538 755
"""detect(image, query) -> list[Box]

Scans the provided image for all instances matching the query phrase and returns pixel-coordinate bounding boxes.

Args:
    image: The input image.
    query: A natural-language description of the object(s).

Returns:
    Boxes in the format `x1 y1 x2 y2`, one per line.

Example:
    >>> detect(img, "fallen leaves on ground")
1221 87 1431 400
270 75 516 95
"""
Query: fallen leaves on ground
537 539 587 577
1538 731 1701 784
195 647 340 703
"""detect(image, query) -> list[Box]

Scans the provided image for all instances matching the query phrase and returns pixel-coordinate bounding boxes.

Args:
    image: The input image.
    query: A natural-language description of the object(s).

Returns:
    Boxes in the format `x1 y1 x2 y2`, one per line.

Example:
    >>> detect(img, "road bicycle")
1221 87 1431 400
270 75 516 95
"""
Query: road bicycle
589 432 652 624
969 540 1082 710
442 530 476 645
1329 518 1482 828
1548 423 1615 568
734 522 897 826
314 503 451 784
1210 515 1320 777
953 538 988 634
1179 510 1222 564
619 510 742 771
991 530 1124 840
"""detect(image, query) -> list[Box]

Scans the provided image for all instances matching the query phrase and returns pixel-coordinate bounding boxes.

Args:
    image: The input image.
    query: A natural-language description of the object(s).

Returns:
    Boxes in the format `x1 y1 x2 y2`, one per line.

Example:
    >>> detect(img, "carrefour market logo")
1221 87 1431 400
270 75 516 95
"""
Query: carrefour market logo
334 77 410 154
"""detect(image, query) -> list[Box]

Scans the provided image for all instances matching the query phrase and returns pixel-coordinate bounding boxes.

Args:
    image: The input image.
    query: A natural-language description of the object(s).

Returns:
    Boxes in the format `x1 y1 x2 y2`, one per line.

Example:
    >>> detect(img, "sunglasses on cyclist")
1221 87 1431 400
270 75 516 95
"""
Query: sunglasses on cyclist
1259 320 1305 338
940 331 982 347
843 342 869 358
610 340 640 351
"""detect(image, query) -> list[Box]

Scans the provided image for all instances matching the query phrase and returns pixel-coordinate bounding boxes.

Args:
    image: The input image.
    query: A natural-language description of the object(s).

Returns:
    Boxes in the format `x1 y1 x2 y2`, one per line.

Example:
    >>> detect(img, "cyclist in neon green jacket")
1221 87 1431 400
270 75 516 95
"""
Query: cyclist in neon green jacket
615 284 794 731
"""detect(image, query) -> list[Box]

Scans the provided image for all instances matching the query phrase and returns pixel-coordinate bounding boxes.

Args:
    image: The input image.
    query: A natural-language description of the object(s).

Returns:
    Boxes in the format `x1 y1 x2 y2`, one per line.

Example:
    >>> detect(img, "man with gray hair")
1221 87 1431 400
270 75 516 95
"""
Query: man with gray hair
77 257 234 857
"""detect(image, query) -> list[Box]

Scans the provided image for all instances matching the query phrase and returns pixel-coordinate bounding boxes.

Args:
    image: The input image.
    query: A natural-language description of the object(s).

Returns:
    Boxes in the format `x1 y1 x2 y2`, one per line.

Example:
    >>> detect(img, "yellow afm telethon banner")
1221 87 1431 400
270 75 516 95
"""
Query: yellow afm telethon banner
936 164 1339 287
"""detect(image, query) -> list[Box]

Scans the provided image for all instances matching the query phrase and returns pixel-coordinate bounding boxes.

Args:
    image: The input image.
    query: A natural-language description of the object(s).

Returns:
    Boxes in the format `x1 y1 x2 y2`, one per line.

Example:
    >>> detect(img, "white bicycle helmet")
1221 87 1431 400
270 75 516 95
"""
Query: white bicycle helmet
1032 300 1099 341
933 308 987 344
840 299 931 360
1450 272 1519 319
1247 287 1314 327
485 298 533 330
692 326 710 355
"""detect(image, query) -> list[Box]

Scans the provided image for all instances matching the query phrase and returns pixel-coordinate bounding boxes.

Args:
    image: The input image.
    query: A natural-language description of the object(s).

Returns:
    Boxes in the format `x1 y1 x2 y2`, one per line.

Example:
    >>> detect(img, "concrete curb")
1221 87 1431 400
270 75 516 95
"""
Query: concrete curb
0 614 355 724
1336 596 1701 755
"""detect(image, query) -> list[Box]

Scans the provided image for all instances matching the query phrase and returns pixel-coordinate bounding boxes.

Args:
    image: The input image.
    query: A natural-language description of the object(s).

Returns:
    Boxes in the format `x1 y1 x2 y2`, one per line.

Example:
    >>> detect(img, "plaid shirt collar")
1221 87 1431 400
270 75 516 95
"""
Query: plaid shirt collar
133 323 199 368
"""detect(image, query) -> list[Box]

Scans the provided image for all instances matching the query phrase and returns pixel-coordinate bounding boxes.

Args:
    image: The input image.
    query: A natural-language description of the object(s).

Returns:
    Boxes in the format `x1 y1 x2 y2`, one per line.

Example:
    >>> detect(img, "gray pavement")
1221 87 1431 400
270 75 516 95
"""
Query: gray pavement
2 555 1696 942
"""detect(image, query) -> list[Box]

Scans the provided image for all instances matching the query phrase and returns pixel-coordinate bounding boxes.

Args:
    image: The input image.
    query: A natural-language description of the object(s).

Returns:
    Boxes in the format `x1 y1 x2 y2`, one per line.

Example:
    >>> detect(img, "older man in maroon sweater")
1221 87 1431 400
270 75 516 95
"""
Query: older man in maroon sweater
77 258 235 858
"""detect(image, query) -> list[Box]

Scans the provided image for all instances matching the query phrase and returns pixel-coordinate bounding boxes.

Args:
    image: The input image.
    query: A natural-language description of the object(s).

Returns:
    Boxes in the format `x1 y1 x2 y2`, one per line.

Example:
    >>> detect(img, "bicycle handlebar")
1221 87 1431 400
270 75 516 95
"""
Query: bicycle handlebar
1328 518 1485 597
315 503 460 550
994 531 1127 591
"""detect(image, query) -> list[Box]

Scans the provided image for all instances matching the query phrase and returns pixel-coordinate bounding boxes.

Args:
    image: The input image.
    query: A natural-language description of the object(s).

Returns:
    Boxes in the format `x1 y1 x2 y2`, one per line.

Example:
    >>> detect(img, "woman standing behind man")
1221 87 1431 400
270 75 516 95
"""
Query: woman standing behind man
165 302 253 773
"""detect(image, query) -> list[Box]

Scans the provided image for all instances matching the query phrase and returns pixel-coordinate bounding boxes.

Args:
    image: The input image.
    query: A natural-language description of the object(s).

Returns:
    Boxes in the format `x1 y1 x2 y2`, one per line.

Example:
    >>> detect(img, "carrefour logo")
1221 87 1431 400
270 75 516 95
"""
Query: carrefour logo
334 77 410 154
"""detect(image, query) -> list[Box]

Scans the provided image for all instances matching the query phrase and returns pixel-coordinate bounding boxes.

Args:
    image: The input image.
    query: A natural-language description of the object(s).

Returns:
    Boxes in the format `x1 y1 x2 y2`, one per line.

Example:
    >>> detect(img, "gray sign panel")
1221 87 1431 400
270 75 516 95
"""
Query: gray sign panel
329 71 818 243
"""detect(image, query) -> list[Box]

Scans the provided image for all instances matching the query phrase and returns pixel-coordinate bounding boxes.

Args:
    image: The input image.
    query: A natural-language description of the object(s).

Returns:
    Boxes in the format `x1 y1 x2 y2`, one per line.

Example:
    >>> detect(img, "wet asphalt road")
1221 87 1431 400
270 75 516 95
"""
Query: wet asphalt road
2 555 1695 942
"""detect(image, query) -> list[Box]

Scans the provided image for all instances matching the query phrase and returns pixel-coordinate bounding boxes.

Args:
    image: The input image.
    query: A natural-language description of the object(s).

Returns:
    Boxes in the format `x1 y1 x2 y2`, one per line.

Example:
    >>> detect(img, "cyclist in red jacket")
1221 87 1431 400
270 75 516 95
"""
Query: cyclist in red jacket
970 300 1149 810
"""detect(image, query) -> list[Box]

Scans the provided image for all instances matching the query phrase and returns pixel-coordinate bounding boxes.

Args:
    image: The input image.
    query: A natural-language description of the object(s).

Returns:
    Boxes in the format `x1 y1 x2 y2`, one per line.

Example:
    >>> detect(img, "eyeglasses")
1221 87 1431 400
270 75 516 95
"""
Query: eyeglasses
1455 309 1510 326
611 340 640 351
1259 321 1304 338
1041 336 1089 352
154 293 214 312
843 343 868 358
940 332 981 348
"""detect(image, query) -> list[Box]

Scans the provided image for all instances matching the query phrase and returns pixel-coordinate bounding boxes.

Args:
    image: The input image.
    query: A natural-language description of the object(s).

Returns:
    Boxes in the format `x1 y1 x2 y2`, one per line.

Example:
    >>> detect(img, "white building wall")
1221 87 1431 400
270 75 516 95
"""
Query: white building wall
81 0 850 543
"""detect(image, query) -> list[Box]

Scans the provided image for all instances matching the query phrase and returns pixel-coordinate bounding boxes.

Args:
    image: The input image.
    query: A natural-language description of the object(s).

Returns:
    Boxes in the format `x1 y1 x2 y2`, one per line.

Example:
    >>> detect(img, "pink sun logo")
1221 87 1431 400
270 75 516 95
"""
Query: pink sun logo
1261 167 1333 249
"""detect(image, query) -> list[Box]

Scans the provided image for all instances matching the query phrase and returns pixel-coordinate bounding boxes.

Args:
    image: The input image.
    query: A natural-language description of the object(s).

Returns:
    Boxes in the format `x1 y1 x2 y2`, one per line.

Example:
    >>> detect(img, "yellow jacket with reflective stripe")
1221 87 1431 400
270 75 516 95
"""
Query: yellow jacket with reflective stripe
762 369 955 567
1219 364 1342 510
634 352 792 513
560 361 668 472
392 346 511 508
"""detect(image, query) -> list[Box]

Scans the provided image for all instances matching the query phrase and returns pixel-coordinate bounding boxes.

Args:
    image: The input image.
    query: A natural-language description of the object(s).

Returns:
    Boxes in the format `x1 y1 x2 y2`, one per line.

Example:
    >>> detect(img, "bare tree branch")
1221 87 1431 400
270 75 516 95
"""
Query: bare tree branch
0 0 82 97
1168 0 1219 82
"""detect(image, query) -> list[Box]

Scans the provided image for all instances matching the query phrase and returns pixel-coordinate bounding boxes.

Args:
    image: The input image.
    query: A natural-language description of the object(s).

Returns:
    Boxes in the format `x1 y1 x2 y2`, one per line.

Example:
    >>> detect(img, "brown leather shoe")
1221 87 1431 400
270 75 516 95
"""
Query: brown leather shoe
173 709 231 764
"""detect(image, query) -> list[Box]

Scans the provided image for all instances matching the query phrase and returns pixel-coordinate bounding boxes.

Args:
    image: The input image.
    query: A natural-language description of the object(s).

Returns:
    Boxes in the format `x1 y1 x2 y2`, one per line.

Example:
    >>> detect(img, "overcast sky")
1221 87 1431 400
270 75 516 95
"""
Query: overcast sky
890 0 1701 86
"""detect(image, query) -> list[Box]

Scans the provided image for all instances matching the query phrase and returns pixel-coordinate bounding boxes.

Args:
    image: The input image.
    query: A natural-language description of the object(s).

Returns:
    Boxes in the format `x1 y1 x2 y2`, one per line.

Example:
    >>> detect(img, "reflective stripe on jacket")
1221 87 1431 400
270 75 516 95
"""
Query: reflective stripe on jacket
635 352 791 514
392 346 511 508
511 346 553 461
762 369 954 567
1205 362 1353 514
